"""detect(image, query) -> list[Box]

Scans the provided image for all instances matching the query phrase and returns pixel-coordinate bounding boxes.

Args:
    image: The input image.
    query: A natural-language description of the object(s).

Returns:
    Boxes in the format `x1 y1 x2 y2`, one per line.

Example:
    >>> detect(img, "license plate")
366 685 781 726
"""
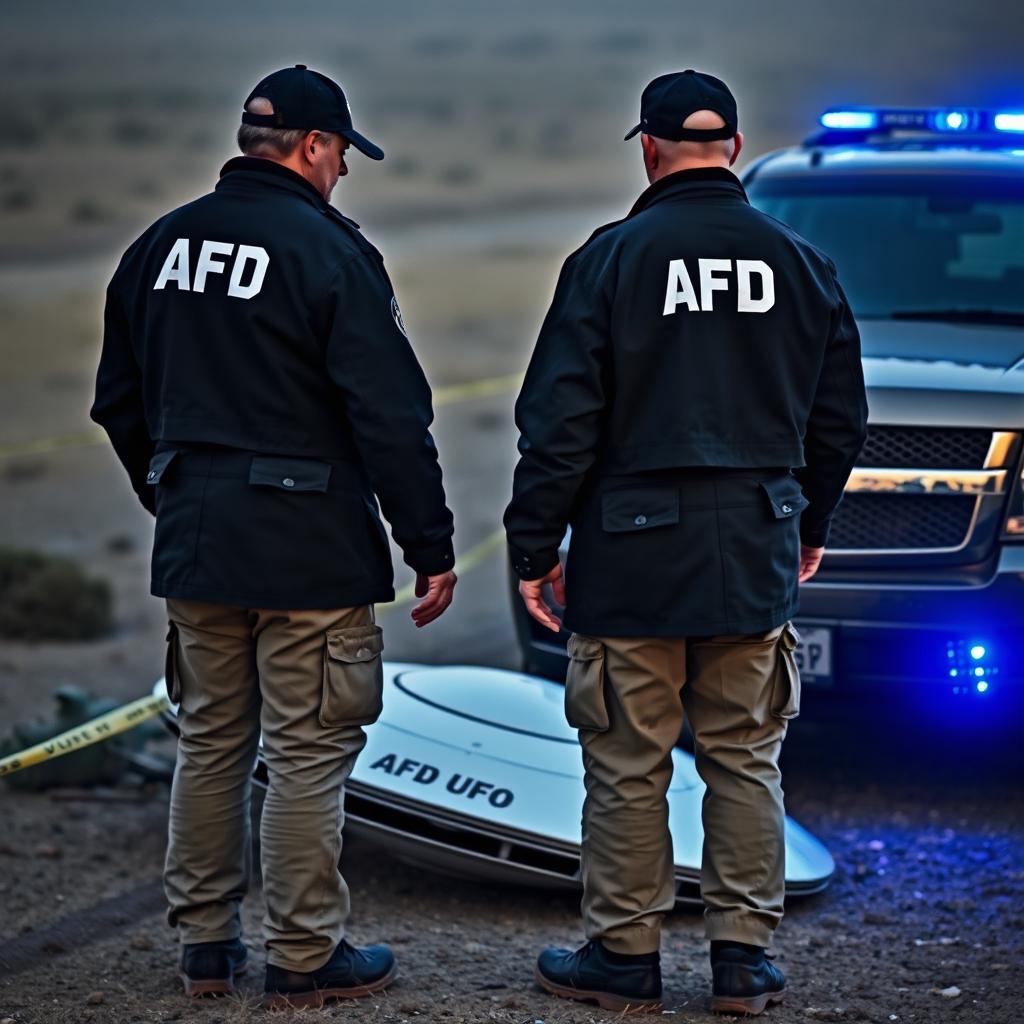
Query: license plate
793 626 833 685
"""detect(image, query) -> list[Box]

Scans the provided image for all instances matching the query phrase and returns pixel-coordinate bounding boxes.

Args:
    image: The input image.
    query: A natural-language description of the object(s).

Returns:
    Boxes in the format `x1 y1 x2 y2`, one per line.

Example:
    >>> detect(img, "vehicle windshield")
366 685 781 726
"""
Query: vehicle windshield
747 174 1024 320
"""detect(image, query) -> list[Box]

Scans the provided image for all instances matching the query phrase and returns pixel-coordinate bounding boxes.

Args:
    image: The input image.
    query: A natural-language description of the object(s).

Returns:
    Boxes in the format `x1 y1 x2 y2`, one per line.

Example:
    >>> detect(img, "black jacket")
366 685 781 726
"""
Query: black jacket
504 167 868 636
92 157 454 609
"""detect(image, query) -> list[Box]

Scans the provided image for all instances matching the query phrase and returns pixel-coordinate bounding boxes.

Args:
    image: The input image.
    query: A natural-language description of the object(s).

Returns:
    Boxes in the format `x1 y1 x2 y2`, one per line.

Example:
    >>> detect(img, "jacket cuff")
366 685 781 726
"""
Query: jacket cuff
509 545 560 582
799 521 830 549
404 539 455 577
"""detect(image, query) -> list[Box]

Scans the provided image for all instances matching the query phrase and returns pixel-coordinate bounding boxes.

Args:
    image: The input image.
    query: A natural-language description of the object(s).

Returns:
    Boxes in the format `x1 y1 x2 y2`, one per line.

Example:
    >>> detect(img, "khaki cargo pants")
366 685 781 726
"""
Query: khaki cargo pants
163 599 384 972
565 622 801 954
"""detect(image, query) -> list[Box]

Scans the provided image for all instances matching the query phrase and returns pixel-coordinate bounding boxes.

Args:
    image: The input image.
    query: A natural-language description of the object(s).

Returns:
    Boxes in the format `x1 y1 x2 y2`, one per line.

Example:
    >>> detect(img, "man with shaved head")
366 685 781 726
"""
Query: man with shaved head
506 71 867 1014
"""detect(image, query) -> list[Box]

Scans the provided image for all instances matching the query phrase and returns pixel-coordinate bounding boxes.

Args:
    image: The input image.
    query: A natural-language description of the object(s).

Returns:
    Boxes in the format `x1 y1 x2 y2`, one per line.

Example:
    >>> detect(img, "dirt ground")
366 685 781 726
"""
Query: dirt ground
1 731 1021 1024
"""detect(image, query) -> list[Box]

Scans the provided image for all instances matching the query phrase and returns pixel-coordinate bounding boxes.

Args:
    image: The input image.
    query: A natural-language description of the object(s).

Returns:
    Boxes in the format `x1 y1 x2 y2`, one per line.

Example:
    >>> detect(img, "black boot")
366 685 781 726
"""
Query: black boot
535 939 662 1014
261 939 397 1009
710 941 786 1016
179 938 248 998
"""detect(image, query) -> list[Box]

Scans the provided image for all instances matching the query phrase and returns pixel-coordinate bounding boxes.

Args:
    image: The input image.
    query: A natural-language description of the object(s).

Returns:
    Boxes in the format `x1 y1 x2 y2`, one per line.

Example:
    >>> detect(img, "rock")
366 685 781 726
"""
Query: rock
863 911 891 925
86 991 105 1005
463 940 487 954
930 986 961 999
804 1008 846 1021
868 839 885 851
130 934 155 950
34 843 61 859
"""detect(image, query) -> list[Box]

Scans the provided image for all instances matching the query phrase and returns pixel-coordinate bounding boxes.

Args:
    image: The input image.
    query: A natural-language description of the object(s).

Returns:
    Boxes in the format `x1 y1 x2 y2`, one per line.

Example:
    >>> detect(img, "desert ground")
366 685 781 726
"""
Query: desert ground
2 3 1023 1022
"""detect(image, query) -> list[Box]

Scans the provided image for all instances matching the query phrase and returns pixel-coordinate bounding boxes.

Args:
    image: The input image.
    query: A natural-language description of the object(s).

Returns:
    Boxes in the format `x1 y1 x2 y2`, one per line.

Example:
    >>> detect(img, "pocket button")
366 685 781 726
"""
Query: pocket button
634 514 647 526
781 503 792 514
282 477 295 488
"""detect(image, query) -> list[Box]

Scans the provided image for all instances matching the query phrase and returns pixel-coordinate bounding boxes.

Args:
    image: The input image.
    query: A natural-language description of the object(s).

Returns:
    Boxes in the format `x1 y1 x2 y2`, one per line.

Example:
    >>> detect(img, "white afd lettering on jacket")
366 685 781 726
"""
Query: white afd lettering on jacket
663 257 775 315
153 239 270 300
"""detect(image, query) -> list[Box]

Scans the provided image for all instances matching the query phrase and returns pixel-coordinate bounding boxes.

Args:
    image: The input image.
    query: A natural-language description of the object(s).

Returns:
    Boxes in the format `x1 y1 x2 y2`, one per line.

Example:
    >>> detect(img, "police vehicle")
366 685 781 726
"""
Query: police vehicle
155 667 835 901
512 107 1024 722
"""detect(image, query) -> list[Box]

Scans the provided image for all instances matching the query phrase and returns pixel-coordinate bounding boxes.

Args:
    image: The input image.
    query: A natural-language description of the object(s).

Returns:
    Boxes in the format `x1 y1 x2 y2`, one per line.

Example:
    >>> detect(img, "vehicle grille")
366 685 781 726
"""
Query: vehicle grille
828 426 1017 555
828 493 977 551
857 426 993 469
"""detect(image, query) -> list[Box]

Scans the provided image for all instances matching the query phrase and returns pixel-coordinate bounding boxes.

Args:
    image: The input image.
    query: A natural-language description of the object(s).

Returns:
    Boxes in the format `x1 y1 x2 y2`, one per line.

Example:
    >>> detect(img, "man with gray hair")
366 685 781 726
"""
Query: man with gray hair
506 70 867 1014
92 65 457 1008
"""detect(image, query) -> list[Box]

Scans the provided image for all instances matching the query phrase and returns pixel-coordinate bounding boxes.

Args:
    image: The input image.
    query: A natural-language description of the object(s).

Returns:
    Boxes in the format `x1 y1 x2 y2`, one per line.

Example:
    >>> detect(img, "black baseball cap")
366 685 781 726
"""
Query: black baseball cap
242 64 384 160
624 70 738 143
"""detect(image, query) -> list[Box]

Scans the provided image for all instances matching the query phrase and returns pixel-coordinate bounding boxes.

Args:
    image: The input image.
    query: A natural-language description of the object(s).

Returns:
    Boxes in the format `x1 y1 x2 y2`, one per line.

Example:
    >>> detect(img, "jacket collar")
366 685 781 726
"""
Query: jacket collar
626 166 748 219
216 156 361 228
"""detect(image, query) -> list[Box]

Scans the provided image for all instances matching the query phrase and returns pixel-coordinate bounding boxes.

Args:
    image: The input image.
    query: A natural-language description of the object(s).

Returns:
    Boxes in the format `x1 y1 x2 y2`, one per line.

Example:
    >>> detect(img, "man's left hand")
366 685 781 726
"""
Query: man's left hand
518 563 566 634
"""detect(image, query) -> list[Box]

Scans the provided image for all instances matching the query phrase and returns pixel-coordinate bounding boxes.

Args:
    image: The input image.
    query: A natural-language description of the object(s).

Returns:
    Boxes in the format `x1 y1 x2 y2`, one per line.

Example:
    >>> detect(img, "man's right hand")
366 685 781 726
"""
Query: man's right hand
411 570 457 628
798 544 825 583
518 563 566 634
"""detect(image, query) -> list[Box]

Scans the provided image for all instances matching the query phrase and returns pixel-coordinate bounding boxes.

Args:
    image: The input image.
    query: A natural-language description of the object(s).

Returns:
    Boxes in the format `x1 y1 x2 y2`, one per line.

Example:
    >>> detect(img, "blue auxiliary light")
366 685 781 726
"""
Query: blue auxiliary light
945 639 998 696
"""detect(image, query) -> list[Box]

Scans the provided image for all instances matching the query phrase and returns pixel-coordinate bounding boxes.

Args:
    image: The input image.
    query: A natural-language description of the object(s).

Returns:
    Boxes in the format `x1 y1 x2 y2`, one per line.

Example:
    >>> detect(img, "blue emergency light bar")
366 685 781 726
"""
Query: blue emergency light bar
817 106 1024 137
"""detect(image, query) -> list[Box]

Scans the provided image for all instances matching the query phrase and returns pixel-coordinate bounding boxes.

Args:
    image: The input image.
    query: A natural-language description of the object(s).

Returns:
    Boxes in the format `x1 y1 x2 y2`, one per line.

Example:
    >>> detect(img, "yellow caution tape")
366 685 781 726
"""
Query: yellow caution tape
0 529 509 775
0 692 171 780
432 371 523 407
0 373 525 461
0 428 106 459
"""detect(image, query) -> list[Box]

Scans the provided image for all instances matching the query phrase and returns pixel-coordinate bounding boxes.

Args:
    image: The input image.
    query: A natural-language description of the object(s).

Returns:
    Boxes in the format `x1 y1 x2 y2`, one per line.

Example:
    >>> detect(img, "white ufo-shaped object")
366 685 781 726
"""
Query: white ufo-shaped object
156 663 834 904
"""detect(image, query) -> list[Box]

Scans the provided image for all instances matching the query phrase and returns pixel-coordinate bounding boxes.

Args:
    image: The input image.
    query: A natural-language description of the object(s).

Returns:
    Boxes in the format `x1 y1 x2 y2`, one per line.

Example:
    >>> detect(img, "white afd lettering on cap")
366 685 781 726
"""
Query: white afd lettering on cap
153 239 270 300
663 257 775 315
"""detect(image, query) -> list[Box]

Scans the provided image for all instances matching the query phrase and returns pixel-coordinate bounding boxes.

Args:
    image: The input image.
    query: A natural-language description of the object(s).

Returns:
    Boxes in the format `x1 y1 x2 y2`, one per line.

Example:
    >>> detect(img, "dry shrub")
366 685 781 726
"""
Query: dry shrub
0 548 113 641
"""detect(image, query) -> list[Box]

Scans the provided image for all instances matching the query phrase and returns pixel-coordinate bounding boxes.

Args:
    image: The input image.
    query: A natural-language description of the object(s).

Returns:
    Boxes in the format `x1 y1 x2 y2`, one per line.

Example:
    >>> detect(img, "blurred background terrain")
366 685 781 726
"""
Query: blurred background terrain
1 2 1022 1021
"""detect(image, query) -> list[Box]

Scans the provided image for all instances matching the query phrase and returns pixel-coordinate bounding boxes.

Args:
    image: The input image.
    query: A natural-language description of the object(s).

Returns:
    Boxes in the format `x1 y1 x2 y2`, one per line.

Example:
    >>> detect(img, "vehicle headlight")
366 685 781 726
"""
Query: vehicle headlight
1002 454 1024 540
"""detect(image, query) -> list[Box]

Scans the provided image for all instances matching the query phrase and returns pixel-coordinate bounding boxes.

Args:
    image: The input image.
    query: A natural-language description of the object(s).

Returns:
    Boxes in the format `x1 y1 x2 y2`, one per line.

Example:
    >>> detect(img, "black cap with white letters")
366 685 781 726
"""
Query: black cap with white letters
241 64 384 160
624 70 738 143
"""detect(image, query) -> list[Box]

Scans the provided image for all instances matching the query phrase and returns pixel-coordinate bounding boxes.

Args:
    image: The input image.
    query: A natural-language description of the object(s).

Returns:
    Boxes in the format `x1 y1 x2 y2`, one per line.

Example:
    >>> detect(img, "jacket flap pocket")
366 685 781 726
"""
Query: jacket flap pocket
249 456 332 492
326 624 383 664
601 487 680 533
146 449 178 485
760 475 809 519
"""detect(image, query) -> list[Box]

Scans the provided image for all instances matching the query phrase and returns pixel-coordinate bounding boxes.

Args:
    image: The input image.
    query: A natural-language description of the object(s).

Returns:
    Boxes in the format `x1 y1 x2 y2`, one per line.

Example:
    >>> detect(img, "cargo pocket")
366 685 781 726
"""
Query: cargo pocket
320 624 384 727
564 634 610 732
770 621 802 720
164 622 182 705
